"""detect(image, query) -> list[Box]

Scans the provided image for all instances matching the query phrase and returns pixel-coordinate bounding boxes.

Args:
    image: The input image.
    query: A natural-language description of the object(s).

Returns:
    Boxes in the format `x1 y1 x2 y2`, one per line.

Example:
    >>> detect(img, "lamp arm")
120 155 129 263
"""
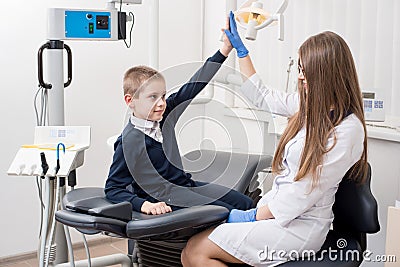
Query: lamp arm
239 0 257 9
255 0 288 31
107 0 142 3
236 16 248 30
276 0 289 14
254 17 276 30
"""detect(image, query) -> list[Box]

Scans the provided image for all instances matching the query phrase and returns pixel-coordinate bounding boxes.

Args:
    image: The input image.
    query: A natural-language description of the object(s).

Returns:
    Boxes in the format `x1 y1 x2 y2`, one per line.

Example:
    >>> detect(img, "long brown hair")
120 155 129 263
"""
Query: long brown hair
272 31 368 187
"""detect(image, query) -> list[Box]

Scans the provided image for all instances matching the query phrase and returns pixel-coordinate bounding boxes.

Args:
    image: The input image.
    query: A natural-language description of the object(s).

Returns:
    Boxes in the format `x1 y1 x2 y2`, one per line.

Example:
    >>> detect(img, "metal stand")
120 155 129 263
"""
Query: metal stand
36 39 132 267
37 40 71 267
32 2 152 265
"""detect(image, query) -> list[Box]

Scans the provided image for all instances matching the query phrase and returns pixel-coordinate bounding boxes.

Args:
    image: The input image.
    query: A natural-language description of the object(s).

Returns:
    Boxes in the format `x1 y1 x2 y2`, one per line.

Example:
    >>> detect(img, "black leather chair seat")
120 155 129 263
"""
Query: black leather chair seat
56 150 270 237
56 150 271 267
57 187 230 240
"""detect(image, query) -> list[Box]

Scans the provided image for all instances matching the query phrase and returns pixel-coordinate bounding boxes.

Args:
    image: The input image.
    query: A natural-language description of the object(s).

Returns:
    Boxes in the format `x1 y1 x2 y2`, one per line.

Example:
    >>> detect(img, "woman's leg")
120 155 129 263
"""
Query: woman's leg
181 228 244 267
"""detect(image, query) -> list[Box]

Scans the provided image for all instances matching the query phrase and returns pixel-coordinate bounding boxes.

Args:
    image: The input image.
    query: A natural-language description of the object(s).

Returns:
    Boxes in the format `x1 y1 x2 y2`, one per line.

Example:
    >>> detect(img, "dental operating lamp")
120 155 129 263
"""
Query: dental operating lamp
234 0 288 41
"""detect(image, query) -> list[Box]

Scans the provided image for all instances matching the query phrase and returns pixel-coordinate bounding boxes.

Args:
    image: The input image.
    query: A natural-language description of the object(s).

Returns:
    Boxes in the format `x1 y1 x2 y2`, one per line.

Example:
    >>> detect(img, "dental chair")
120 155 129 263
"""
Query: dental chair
55 149 272 267
56 152 379 267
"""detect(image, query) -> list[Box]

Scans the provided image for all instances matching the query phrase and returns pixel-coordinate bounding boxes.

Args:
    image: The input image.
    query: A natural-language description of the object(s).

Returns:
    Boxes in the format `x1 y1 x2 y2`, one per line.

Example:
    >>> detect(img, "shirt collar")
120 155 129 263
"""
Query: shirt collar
130 115 159 129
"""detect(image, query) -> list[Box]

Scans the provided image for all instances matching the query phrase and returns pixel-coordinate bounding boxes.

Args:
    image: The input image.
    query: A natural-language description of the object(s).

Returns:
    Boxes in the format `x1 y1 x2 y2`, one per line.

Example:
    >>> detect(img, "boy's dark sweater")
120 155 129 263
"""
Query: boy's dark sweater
105 50 227 212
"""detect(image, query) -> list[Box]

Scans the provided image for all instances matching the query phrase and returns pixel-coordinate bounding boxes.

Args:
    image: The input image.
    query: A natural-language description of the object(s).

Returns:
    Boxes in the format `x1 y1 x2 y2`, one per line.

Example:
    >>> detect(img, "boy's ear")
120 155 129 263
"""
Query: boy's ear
124 94 133 106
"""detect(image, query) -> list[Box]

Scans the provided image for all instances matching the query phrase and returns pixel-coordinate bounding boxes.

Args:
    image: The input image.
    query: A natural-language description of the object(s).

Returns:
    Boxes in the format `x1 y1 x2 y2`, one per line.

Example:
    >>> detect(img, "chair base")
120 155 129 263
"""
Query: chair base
136 240 185 267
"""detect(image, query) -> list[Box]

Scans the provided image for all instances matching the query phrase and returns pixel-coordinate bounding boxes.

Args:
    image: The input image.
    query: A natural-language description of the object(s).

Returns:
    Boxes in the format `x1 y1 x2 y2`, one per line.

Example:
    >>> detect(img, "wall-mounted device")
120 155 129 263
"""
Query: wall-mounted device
48 8 127 40
363 91 385 122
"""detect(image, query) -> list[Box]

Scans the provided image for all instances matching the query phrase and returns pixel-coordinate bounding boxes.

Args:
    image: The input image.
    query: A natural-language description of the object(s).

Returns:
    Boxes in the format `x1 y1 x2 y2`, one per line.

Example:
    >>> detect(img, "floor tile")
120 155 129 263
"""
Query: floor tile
0 237 130 267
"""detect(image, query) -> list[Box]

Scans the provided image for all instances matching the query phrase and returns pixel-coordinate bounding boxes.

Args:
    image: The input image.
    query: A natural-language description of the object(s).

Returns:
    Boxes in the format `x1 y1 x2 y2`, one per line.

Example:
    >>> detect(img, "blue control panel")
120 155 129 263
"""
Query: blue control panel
65 11 111 39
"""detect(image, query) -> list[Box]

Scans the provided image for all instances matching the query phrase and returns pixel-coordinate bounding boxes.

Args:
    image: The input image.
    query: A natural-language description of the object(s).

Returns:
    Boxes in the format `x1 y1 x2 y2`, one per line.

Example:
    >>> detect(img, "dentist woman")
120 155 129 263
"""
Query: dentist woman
181 12 368 267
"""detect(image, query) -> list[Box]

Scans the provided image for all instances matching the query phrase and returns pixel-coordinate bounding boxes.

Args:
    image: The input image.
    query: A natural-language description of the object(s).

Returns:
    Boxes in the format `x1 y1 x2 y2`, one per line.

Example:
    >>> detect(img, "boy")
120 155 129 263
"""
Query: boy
105 38 254 215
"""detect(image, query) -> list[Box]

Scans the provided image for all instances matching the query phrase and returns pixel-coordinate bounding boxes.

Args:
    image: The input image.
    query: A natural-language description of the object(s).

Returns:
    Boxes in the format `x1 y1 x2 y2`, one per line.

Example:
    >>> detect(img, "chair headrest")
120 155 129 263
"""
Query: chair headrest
332 163 380 234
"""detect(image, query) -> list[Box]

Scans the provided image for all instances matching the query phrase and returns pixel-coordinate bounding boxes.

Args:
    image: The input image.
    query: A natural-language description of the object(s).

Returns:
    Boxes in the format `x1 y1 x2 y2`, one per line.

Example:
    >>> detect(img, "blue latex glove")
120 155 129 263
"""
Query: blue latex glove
227 208 257 223
224 11 249 58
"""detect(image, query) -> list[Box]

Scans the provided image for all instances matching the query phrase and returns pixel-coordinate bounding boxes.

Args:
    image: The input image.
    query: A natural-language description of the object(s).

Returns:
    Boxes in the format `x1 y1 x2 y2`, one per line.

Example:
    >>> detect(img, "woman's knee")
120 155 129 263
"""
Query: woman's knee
181 245 191 267
182 230 211 266
182 237 202 266
184 235 200 256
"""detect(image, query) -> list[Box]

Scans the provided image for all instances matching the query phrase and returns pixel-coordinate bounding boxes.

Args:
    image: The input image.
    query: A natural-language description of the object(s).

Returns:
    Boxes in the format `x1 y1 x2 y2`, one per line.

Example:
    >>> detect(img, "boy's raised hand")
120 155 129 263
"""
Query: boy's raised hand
224 11 249 58
220 15 233 57
141 201 172 215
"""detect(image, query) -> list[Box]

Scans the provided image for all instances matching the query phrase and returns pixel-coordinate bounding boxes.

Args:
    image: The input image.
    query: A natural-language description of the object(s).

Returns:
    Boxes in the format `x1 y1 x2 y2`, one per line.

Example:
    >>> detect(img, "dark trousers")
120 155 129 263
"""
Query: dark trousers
128 181 254 261
169 181 254 211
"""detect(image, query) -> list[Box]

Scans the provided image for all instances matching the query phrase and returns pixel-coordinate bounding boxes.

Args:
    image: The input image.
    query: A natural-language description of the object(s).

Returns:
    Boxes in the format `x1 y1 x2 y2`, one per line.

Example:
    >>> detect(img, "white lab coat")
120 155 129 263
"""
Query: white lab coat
208 74 365 266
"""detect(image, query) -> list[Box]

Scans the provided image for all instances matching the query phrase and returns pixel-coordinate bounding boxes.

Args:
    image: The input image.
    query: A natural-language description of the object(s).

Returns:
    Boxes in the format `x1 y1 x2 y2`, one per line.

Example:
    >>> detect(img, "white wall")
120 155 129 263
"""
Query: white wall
203 0 400 114
0 0 201 258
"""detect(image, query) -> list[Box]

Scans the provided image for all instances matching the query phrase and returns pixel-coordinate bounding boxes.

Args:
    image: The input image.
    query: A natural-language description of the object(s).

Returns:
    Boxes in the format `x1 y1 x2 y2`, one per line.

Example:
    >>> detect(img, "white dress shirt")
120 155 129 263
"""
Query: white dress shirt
130 115 163 143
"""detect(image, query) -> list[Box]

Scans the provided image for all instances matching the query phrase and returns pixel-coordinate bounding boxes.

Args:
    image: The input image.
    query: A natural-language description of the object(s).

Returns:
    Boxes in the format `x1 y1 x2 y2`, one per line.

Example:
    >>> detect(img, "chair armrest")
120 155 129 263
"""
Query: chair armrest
63 187 132 222
66 197 132 222
55 209 128 237
126 205 229 240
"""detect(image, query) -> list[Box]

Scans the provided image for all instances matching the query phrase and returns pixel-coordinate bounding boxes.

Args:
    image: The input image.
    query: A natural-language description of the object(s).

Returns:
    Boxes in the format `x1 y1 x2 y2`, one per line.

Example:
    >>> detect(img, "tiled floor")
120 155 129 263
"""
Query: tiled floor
0 237 129 267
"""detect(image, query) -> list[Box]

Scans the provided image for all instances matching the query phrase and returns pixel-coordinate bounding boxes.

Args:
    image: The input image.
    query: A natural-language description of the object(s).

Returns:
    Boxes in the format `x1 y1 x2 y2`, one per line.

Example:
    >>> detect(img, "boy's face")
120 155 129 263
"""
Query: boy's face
125 78 167 121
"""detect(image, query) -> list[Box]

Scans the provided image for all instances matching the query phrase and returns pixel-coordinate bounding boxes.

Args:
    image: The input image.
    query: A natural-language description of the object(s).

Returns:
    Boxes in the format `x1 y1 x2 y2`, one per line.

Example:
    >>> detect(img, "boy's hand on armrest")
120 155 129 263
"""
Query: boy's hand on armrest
141 201 172 215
